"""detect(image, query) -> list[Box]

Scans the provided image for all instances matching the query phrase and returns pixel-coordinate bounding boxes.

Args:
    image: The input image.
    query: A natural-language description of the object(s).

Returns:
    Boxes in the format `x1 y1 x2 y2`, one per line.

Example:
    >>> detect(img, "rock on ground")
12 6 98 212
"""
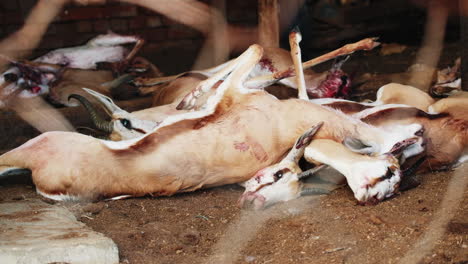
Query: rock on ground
0 200 119 264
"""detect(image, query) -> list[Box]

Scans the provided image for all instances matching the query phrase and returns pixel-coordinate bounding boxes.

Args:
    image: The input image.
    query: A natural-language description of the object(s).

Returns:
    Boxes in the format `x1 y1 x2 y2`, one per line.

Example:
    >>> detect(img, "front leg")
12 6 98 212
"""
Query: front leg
95 35 145 76
304 139 402 204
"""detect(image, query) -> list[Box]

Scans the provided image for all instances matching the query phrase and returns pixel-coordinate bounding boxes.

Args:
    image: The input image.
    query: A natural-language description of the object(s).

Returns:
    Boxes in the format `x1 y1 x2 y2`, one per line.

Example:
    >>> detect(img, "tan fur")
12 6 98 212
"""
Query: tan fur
378 83 435 111
0 89 397 200
48 69 115 104
429 92 468 119
150 74 206 106
363 103 468 172
0 45 400 201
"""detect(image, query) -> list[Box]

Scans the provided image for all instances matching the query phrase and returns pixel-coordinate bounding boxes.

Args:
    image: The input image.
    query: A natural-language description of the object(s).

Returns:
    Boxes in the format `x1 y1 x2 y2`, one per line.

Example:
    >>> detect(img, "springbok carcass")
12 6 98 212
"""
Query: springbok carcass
241 89 468 209
48 56 162 107
239 125 413 209
73 37 381 141
0 32 154 107
133 37 380 103
239 32 463 208
430 57 461 97
0 45 423 203
312 83 436 113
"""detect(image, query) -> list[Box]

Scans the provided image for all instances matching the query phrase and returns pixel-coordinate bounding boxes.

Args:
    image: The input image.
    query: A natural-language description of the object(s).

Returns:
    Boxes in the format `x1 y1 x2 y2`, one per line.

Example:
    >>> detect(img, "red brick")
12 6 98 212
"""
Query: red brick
167 26 201 40
46 24 58 35
110 19 128 32
140 7 158 16
161 17 179 27
113 5 137 17
59 5 137 21
146 16 162 28
19 0 36 12
76 21 93 33
38 36 66 50
144 28 168 42
54 23 74 35
128 16 146 29
93 20 110 33
60 7 104 21
1 1 19 11
6 25 20 35
4 12 24 24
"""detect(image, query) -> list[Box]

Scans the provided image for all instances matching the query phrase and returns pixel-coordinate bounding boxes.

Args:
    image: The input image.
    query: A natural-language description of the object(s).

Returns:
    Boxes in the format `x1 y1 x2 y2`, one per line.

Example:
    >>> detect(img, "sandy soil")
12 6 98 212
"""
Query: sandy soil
0 164 466 264
0 42 466 264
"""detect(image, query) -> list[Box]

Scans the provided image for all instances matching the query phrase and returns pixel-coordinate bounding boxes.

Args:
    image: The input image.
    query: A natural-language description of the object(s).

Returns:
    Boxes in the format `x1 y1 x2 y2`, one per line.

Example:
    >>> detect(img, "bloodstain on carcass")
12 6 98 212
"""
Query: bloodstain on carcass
246 136 268 162
234 142 250 152
259 58 277 73
233 136 268 162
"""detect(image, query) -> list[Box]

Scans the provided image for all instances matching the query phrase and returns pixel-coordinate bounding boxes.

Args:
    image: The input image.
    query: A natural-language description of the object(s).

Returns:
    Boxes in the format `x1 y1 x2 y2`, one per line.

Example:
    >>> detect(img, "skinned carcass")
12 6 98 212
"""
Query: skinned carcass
0 32 148 107
133 37 380 101
0 45 423 203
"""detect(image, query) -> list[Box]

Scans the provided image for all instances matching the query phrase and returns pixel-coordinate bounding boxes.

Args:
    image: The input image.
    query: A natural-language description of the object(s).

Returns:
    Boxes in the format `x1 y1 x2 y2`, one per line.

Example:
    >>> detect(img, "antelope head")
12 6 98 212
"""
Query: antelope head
239 123 324 210
0 59 62 104
240 121 426 209
69 88 158 140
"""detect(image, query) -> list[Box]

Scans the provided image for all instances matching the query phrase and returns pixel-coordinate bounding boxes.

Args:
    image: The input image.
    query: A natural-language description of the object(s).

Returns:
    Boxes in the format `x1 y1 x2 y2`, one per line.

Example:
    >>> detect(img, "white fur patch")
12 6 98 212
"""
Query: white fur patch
310 98 359 105
427 105 438 114
36 189 83 202
437 78 461 89
105 195 133 201
378 123 424 155
457 154 468 164
87 33 139 46
101 46 258 150
304 146 400 202
352 104 412 120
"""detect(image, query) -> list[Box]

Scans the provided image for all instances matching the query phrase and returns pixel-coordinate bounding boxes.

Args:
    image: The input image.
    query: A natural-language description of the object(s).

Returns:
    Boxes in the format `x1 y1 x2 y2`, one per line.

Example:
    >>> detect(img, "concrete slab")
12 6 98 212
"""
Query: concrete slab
0 200 119 264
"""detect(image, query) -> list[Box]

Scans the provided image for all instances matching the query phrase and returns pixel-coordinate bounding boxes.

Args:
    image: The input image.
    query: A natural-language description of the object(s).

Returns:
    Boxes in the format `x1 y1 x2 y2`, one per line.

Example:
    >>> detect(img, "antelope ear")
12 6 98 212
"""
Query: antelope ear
101 74 134 90
83 88 126 115
388 137 421 157
331 55 350 71
343 137 375 154
284 122 323 162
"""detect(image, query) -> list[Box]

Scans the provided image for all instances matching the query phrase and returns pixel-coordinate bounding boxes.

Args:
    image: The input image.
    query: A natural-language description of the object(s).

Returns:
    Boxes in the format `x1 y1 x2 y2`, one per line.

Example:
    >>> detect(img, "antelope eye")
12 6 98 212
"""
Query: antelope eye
273 171 283 181
4 73 18 82
120 119 132 129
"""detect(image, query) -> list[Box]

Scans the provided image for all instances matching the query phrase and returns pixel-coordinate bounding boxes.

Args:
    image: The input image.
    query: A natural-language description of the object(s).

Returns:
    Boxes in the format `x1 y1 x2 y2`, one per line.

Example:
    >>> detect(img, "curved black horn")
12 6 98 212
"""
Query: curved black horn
68 94 114 134
297 165 326 179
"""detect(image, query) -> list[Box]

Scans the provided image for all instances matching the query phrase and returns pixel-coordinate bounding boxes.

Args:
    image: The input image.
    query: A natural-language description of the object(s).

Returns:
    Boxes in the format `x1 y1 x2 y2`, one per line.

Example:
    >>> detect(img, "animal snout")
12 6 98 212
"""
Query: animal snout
238 191 266 210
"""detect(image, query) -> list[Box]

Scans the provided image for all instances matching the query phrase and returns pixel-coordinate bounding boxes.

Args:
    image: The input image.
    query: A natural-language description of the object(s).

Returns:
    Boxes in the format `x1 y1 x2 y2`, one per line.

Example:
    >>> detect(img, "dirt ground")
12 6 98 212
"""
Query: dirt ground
0 41 467 264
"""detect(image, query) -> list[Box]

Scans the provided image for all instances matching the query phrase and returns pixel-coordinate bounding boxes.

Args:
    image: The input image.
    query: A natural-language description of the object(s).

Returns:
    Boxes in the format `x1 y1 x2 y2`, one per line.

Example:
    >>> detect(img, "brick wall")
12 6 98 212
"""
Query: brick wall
0 0 258 74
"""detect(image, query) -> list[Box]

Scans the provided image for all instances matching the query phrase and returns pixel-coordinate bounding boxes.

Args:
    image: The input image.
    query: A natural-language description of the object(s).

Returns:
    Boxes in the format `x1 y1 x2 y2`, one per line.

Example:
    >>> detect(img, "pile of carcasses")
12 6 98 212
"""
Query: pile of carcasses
0 32 466 209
